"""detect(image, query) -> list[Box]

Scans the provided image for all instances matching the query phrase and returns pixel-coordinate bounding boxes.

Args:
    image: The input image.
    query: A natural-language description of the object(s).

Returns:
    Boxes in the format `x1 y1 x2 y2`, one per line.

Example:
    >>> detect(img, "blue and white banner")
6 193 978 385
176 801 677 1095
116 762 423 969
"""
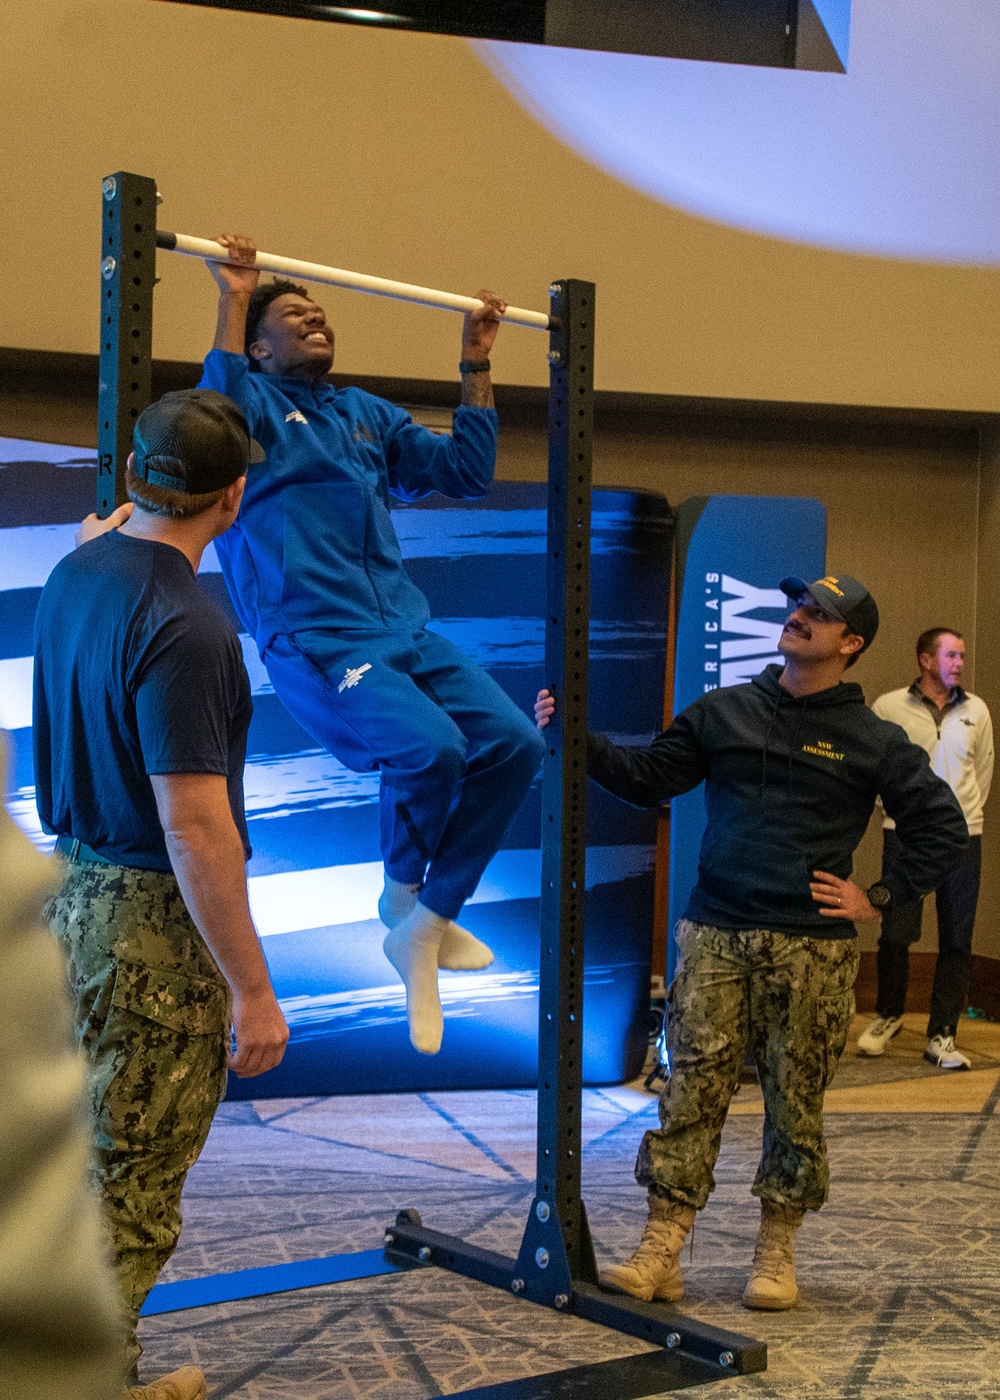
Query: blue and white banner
1 437 673 1094
667 495 827 977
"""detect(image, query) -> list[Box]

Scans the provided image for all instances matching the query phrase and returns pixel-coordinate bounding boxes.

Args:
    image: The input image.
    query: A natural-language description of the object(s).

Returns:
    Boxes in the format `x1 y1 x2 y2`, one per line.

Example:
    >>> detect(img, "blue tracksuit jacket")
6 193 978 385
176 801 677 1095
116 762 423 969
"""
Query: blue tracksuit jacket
199 350 499 650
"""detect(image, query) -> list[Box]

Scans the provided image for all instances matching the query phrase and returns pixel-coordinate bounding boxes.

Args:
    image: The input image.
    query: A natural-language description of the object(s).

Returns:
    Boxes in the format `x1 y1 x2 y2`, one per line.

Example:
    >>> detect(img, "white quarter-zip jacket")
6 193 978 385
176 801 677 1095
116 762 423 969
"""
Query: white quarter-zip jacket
872 683 993 836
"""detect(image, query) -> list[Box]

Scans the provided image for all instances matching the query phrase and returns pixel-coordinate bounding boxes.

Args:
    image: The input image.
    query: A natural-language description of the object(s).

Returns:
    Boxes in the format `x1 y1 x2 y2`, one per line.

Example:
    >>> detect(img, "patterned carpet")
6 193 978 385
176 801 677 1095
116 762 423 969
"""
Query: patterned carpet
139 1014 1000 1398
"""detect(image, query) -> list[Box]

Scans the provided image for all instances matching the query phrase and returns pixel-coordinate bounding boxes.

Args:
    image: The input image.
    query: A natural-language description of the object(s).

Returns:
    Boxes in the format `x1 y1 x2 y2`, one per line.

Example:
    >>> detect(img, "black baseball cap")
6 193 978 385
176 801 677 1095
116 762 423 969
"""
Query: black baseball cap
780 574 880 652
132 389 265 494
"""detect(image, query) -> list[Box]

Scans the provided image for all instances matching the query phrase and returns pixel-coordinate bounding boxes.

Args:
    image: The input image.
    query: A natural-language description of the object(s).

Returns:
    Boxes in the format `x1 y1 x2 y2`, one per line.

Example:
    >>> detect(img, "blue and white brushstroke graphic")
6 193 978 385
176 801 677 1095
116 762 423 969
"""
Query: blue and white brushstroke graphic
0 436 672 1095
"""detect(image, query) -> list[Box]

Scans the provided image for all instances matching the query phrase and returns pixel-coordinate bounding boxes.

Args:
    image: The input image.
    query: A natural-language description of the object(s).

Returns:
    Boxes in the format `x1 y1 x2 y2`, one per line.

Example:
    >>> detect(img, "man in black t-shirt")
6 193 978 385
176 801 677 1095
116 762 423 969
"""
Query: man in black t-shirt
34 390 289 1400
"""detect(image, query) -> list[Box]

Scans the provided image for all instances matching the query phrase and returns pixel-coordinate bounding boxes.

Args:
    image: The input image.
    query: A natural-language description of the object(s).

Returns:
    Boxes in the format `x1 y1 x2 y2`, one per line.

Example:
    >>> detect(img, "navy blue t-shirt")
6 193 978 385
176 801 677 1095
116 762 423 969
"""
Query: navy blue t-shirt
33 531 252 871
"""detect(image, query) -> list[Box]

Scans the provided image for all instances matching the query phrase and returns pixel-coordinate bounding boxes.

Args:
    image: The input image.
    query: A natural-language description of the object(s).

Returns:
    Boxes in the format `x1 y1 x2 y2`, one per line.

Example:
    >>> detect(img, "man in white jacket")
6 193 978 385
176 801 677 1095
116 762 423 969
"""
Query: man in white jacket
860 628 993 1069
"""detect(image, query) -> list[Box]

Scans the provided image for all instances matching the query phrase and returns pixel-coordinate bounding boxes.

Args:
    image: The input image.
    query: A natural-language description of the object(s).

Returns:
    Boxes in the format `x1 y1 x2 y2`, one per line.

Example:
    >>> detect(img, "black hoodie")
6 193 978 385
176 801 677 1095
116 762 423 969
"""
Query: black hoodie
588 664 968 938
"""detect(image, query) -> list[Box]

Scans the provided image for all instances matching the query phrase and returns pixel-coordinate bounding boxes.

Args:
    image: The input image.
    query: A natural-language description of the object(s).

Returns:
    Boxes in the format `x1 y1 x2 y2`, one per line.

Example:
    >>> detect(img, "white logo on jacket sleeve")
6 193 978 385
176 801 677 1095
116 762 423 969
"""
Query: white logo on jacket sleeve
285 410 309 425
338 663 372 694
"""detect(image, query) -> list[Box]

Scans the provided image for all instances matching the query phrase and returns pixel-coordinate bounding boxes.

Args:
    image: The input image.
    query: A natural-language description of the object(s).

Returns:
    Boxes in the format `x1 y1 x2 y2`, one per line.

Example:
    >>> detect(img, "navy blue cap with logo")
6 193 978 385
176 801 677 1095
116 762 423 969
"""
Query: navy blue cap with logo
132 388 265 495
779 573 880 653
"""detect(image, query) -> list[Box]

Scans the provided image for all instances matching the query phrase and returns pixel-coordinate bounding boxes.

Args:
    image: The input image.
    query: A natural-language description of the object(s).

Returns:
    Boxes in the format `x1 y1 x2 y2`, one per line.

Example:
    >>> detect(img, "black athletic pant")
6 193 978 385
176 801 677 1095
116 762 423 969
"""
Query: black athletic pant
876 829 980 1039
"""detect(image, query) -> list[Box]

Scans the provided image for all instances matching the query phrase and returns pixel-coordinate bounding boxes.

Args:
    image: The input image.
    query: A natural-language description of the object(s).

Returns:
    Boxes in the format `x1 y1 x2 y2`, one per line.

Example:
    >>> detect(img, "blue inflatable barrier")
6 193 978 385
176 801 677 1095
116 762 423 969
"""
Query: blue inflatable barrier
0 441 673 1094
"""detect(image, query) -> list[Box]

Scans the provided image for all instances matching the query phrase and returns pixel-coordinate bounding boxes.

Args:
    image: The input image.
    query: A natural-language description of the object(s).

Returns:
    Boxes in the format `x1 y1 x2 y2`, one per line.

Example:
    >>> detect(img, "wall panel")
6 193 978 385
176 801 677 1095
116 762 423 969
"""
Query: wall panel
1 0 998 409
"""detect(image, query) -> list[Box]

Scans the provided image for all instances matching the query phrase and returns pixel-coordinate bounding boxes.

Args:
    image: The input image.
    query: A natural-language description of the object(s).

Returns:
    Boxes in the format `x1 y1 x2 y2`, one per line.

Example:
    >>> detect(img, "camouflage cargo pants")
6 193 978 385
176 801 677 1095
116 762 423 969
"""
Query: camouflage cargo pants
637 920 859 1212
47 861 231 1373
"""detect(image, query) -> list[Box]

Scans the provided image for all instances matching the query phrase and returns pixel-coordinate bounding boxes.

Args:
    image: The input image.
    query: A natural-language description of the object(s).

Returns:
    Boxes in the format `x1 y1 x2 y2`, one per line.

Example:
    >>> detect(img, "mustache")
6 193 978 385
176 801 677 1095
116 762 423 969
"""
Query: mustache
782 619 811 640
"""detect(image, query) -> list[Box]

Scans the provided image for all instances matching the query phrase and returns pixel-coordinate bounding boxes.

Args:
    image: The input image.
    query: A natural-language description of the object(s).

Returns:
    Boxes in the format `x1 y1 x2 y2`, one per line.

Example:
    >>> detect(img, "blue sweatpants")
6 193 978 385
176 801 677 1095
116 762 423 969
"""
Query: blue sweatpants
263 628 545 921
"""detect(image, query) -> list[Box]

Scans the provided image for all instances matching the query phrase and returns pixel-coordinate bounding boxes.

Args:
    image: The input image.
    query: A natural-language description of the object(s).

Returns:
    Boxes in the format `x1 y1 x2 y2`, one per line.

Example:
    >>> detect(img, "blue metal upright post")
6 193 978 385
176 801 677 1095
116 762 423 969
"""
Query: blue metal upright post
511 278 598 1302
96 171 157 516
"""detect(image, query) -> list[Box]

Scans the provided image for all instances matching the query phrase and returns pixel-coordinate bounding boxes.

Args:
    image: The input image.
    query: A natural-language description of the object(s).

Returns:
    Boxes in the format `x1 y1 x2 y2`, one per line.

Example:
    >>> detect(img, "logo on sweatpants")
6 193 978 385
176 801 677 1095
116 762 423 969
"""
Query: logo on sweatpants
285 410 308 425
338 663 372 694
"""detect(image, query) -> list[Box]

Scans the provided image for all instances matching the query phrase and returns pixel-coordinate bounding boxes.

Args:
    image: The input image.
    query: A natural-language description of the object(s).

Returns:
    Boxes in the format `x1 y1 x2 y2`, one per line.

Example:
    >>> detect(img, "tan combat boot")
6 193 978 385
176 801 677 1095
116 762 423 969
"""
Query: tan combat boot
125 1367 207 1399
742 1200 804 1310
600 1192 696 1303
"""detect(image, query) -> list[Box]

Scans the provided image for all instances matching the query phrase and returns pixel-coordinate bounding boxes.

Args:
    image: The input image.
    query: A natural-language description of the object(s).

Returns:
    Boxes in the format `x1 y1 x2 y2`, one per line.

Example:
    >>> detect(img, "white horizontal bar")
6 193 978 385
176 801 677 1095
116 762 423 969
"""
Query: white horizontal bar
159 232 551 331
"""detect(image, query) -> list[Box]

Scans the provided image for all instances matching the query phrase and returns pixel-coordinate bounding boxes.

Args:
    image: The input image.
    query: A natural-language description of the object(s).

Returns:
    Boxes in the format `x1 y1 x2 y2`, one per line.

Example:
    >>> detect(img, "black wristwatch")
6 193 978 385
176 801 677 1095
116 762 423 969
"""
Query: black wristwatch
459 359 491 374
867 882 892 910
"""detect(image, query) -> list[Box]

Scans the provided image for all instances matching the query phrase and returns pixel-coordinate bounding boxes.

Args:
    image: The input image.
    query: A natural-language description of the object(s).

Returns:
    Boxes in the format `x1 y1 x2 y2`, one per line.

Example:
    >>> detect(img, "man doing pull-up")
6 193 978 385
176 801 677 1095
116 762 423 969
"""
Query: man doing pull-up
200 236 544 1055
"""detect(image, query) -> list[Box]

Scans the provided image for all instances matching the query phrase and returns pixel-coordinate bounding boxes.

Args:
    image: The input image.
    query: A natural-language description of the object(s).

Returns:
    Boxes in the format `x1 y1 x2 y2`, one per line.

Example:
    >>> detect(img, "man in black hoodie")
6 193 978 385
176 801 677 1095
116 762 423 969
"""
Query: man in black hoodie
536 574 966 1311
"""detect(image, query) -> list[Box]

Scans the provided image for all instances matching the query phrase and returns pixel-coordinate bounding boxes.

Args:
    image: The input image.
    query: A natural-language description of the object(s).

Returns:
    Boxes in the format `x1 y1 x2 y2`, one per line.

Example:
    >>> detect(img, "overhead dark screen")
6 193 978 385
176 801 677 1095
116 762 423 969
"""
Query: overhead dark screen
162 0 546 43
160 0 846 72
545 0 794 68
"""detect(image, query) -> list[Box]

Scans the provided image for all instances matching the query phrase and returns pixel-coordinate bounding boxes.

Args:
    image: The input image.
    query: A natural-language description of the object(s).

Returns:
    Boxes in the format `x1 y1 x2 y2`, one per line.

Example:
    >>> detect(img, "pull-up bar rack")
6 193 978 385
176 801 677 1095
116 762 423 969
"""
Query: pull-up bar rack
100 171 764 1398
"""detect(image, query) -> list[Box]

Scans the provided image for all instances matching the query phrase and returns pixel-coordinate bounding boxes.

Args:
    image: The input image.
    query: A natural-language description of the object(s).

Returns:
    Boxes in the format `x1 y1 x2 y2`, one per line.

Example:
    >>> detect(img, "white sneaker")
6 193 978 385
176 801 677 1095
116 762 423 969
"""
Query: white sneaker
857 1015 903 1057
924 1035 971 1071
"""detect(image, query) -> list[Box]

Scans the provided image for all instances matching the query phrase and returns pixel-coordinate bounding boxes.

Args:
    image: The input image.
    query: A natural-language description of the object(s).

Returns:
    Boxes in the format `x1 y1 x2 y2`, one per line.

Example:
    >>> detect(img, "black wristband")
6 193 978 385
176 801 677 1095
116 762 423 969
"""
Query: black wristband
459 359 491 374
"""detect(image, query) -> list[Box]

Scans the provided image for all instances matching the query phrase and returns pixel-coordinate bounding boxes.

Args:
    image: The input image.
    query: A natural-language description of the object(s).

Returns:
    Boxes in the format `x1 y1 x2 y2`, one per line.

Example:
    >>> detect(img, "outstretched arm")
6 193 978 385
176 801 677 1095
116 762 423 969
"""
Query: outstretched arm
460 289 507 408
200 235 266 431
383 287 507 498
536 688 709 807
208 233 260 355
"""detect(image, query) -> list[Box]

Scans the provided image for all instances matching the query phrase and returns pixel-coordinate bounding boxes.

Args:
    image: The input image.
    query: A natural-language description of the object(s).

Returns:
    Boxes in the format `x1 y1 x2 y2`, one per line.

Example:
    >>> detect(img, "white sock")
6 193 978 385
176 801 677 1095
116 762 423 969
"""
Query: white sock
379 878 494 971
378 875 420 929
438 922 494 971
383 903 447 1054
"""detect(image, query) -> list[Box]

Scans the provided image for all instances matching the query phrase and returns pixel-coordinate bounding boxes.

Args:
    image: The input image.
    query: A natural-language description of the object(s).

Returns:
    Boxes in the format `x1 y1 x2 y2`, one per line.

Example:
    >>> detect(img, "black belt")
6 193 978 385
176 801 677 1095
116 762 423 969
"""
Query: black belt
54 837 167 874
55 836 119 865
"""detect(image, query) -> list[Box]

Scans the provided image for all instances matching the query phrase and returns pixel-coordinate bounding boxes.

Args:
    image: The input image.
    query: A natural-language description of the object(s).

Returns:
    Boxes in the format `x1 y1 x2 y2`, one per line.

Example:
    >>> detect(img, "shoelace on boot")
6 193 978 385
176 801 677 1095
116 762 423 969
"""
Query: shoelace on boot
752 1239 795 1280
